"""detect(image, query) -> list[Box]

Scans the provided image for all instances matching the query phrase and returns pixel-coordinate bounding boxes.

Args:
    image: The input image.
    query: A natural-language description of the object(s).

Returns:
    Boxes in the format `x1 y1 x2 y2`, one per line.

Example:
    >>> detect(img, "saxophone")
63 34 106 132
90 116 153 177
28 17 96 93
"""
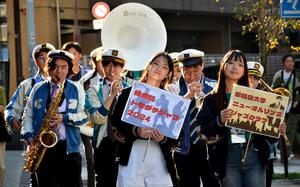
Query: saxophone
23 83 64 172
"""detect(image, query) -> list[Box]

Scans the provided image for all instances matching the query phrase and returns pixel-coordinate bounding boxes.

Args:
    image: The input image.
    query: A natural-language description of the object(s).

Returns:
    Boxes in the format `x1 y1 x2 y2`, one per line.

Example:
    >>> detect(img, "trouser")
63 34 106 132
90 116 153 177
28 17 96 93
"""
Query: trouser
36 141 82 187
174 143 220 187
266 159 274 187
94 137 118 187
81 133 95 187
222 144 265 187
285 113 300 157
0 142 5 187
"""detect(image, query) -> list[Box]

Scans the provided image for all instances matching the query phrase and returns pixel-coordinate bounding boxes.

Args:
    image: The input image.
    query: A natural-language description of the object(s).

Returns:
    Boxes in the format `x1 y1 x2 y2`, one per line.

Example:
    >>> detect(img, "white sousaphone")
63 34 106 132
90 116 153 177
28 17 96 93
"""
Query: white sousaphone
79 2 167 137
101 2 167 71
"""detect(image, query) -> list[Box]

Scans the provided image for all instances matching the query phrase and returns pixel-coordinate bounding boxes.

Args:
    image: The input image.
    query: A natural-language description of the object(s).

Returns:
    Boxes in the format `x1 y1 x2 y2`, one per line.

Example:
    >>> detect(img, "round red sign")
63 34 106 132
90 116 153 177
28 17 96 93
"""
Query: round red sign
92 2 110 19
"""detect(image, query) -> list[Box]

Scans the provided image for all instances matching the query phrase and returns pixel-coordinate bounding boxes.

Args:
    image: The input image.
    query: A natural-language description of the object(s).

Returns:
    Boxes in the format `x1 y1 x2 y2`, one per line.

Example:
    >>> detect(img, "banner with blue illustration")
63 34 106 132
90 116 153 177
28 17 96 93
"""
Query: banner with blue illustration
121 81 190 139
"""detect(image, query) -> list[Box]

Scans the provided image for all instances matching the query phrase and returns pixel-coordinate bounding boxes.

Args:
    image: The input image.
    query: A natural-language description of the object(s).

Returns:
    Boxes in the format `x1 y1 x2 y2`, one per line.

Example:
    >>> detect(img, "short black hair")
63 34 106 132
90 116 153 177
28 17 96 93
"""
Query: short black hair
282 54 295 63
46 57 73 76
62 42 82 53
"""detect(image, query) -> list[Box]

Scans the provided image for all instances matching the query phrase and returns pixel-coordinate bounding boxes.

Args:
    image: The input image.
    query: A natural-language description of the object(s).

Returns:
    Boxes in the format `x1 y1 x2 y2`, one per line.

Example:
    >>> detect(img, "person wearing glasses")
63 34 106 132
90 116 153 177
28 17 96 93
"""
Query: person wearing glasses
5 43 55 131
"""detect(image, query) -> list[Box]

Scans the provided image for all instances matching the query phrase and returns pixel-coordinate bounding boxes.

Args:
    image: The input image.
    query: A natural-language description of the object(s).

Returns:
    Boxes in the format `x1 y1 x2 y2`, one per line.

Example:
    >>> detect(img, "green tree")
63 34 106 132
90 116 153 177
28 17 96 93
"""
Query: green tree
235 0 300 79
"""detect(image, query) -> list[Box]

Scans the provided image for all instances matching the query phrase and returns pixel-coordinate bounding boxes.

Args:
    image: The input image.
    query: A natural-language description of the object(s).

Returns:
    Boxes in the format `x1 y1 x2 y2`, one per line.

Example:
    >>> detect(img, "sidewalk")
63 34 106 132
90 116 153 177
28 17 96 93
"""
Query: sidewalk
4 149 88 187
272 154 300 187
3 150 300 187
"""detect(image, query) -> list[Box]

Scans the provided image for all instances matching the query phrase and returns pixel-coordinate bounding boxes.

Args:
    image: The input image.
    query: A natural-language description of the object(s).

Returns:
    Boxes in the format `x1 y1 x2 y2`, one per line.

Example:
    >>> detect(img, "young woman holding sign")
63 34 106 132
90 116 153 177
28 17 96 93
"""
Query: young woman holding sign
111 52 183 187
196 50 285 187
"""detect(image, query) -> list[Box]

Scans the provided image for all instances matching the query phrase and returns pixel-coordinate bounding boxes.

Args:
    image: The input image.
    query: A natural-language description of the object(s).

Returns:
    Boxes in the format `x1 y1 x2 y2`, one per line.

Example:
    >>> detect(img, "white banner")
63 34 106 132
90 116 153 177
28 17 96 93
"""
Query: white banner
121 81 190 139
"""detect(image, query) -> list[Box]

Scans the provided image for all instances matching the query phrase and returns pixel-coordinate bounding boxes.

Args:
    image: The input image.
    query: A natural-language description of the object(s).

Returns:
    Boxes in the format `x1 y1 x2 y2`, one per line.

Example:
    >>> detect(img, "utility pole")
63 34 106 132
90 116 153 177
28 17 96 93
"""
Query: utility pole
26 0 36 76
73 0 81 43
56 0 61 48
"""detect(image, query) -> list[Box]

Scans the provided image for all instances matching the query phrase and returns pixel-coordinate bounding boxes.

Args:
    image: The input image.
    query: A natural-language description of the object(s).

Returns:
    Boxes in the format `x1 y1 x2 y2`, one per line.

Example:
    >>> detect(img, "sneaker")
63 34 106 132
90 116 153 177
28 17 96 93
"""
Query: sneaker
269 153 277 160
288 154 295 160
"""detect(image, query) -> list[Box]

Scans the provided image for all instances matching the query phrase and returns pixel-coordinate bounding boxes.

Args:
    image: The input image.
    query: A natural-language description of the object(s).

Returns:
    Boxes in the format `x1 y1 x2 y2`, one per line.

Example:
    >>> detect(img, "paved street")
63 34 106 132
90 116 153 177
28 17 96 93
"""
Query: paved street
3 149 300 187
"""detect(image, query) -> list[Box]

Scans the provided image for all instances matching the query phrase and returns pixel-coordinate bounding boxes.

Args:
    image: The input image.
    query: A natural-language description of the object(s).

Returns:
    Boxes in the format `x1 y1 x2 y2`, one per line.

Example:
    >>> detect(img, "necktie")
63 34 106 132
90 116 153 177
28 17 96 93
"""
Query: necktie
107 97 117 141
51 84 59 99
189 99 201 144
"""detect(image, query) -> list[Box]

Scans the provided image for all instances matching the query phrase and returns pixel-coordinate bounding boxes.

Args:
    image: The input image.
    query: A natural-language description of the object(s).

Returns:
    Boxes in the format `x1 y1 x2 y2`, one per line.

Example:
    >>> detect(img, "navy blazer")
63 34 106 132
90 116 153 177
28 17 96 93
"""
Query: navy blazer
196 92 277 179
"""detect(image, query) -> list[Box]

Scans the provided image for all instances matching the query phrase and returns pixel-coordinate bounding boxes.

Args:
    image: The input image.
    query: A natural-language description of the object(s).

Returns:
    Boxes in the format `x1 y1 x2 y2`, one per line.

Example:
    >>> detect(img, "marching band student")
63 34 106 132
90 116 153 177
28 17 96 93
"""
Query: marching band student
62 42 89 81
62 41 95 187
170 49 219 187
80 47 105 89
247 61 286 187
5 43 55 131
79 46 105 187
85 48 130 187
196 50 285 187
111 52 180 187
5 43 55 187
22 50 88 187
168 52 182 83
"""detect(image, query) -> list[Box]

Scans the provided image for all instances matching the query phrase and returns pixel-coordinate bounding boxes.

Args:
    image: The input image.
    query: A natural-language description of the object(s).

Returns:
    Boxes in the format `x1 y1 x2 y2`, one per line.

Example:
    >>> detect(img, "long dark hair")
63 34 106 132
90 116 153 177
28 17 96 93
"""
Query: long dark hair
213 50 249 110
139 52 174 89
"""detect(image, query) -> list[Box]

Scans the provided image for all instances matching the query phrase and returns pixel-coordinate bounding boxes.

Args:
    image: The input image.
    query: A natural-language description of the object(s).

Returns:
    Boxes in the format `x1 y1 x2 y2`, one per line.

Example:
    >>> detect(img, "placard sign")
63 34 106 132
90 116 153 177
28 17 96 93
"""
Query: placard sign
121 81 190 139
226 85 289 138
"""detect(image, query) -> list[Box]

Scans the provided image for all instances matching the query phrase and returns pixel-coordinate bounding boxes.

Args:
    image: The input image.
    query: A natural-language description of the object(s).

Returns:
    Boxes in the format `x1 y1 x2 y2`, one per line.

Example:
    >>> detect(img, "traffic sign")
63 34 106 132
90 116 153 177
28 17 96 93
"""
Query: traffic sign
92 2 110 19
281 0 300 18
93 19 105 30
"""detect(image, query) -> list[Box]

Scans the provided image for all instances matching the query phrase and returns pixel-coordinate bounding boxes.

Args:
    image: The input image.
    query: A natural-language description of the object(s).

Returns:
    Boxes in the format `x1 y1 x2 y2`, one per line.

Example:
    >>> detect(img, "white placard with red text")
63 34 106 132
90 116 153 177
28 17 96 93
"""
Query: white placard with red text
226 85 289 138
121 81 190 139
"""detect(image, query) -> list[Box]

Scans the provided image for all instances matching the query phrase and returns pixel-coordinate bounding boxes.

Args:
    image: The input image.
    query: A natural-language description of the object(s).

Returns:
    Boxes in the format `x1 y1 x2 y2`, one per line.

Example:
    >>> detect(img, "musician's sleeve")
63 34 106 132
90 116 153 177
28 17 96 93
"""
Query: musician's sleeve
5 79 30 125
85 84 108 125
63 82 88 126
196 94 226 137
168 83 180 95
21 84 35 141
111 88 138 143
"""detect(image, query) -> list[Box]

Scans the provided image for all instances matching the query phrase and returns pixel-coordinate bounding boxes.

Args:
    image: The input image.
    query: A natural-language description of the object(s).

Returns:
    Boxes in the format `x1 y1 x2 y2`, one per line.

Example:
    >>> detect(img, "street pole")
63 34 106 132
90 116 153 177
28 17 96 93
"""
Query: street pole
56 0 61 48
73 0 81 43
26 0 36 76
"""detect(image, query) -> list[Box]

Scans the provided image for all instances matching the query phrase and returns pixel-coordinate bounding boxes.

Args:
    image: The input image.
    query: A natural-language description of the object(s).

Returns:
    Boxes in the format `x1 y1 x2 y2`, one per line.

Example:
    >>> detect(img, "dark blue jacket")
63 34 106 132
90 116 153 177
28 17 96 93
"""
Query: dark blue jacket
177 75 216 154
196 92 277 179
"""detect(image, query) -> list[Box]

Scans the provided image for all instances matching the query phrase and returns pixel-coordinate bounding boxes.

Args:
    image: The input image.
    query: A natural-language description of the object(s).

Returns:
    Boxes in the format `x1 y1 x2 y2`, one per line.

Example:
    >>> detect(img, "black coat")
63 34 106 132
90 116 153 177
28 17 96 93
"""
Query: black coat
196 92 277 180
111 87 179 186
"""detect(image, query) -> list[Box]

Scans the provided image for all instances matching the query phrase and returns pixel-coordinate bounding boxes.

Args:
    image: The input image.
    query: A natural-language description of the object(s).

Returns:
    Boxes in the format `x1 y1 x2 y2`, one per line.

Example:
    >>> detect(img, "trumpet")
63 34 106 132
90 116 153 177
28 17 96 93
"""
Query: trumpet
259 79 291 145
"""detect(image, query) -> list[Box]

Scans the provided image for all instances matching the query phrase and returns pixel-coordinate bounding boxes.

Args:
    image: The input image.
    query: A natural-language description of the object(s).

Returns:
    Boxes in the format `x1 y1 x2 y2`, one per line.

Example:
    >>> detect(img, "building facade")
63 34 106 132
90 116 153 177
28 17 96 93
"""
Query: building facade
5 0 296 97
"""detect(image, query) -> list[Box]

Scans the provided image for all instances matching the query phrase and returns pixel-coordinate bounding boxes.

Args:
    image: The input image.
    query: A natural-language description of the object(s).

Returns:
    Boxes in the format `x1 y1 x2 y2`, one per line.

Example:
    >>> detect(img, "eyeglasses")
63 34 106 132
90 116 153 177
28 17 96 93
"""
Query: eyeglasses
37 56 46 63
